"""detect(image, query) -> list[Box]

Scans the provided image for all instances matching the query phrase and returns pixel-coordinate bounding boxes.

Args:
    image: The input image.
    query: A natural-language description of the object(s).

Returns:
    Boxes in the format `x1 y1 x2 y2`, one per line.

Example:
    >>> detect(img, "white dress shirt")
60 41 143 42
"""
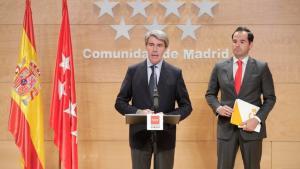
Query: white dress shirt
147 58 163 84
233 56 249 81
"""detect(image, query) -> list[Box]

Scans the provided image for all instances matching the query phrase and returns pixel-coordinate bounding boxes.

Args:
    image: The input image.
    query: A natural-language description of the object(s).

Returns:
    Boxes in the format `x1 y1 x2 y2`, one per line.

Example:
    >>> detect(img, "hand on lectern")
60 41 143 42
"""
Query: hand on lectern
136 109 154 115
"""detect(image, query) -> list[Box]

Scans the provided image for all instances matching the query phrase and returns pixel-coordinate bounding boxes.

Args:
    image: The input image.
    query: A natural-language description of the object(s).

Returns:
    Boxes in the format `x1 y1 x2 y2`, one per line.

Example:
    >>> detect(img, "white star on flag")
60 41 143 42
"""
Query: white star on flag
128 0 151 18
58 80 67 100
59 54 70 74
111 17 135 40
71 130 78 137
64 101 77 117
160 0 185 17
94 0 118 17
193 0 218 17
144 16 167 31
71 130 78 143
177 19 201 40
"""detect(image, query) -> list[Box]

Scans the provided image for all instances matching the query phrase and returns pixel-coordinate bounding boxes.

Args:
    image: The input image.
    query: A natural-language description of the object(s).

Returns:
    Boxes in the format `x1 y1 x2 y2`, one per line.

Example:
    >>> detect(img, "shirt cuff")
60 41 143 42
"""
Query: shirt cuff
216 106 222 114
136 109 143 114
215 106 222 118
253 116 261 123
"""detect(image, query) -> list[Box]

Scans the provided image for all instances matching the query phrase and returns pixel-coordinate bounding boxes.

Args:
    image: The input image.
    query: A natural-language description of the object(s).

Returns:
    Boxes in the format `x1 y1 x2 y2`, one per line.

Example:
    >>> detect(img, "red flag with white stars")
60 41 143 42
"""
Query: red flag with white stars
50 0 78 169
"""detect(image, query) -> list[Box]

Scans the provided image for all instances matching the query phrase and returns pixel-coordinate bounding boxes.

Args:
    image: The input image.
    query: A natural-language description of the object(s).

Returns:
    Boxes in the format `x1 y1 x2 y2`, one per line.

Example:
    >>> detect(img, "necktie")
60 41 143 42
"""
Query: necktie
149 65 157 96
234 60 243 94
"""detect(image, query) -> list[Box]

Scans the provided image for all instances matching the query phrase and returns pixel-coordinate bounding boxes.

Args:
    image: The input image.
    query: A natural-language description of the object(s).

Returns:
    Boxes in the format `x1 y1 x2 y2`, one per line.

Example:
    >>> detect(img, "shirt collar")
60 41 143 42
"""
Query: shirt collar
147 58 163 69
233 56 249 64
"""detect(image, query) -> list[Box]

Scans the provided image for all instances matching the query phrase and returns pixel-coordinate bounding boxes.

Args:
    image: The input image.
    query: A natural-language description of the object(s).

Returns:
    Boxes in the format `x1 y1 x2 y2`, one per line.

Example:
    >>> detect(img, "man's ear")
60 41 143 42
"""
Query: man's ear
249 42 253 49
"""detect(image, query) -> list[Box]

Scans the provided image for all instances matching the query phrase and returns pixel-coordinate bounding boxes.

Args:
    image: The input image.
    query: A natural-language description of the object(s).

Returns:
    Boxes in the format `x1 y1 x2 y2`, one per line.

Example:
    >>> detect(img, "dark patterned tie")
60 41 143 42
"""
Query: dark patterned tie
149 65 157 96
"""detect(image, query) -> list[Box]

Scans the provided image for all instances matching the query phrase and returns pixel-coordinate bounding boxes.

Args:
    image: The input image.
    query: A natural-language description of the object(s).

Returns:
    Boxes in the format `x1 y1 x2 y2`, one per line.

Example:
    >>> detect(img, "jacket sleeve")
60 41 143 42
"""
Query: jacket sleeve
205 64 221 116
168 70 192 121
115 67 138 115
256 63 276 122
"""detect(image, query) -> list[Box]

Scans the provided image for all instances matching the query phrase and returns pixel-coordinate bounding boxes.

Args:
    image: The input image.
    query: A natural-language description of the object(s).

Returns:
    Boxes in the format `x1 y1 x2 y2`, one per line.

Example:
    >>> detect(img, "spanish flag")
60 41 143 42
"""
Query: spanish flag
8 0 45 168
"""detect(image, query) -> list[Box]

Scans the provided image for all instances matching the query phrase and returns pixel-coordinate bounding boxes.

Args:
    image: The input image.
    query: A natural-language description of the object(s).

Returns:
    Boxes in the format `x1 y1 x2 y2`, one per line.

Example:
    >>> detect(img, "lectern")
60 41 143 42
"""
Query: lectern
125 114 180 154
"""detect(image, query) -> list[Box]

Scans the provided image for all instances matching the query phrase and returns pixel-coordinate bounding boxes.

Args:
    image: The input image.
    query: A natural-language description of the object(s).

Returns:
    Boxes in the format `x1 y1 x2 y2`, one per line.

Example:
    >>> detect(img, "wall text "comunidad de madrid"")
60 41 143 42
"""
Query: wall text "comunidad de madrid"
83 48 229 59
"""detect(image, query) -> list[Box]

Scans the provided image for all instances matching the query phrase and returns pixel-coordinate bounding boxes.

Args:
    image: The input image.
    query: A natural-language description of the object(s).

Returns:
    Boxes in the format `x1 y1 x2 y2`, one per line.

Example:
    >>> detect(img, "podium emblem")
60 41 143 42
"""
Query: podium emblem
147 114 163 130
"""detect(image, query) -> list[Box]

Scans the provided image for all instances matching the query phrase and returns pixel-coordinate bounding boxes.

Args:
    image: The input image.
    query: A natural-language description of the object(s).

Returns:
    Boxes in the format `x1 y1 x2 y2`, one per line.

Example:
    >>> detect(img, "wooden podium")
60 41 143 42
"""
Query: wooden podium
125 114 180 125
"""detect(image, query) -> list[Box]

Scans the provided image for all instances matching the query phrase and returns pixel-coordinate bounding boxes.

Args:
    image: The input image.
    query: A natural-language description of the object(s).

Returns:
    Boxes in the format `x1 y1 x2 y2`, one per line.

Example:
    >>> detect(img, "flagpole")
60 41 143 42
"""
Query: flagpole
58 157 61 169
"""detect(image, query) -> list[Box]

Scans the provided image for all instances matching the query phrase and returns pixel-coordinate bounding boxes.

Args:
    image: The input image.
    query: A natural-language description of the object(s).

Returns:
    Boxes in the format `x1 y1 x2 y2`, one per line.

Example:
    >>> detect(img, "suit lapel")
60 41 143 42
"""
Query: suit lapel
239 57 254 95
225 58 234 82
157 60 167 93
137 60 151 98
224 58 235 94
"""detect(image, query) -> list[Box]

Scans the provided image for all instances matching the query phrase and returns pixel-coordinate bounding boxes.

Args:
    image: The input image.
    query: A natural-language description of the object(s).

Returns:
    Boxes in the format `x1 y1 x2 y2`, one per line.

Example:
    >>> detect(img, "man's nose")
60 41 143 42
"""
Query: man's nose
235 43 240 47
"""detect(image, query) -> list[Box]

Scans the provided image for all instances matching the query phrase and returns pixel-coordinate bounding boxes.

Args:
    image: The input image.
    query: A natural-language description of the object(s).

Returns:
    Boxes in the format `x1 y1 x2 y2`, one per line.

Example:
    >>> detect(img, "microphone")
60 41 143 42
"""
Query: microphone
153 88 159 112
152 87 159 154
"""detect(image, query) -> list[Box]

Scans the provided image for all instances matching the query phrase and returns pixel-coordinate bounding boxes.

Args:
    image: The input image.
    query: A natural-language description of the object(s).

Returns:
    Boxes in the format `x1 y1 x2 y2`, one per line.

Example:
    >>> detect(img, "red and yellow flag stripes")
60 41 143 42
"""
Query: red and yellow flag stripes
8 0 45 169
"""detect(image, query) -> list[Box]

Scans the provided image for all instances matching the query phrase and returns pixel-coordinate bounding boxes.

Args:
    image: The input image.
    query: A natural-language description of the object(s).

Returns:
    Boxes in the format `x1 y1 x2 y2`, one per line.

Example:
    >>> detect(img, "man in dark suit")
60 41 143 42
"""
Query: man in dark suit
115 30 192 169
205 27 276 169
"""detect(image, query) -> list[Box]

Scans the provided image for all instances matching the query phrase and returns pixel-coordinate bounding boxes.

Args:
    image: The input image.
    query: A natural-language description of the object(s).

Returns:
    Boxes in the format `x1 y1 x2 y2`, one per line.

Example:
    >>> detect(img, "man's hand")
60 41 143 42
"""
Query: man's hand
156 112 164 115
240 118 259 132
136 109 154 115
217 105 233 117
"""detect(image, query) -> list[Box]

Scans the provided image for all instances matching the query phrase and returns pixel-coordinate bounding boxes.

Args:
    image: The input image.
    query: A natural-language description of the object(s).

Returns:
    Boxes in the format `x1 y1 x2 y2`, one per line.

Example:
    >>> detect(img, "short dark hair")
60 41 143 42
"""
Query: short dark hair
231 26 254 43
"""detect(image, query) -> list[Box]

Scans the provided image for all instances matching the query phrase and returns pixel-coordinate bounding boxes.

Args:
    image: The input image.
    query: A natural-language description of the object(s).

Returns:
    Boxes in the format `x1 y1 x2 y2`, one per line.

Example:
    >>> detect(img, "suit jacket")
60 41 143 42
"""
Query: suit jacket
115 60 192 150
205 57 276 140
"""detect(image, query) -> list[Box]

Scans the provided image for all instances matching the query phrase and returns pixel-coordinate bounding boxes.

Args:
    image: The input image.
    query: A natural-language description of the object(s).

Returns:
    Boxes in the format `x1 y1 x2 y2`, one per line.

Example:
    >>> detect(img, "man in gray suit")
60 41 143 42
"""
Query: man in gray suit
115 30 192 169
205 26 276 169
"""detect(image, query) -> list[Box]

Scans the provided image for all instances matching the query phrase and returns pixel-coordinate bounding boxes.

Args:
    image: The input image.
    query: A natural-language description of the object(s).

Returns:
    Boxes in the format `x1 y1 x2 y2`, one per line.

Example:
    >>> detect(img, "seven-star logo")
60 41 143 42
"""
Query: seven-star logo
94 0 219 40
